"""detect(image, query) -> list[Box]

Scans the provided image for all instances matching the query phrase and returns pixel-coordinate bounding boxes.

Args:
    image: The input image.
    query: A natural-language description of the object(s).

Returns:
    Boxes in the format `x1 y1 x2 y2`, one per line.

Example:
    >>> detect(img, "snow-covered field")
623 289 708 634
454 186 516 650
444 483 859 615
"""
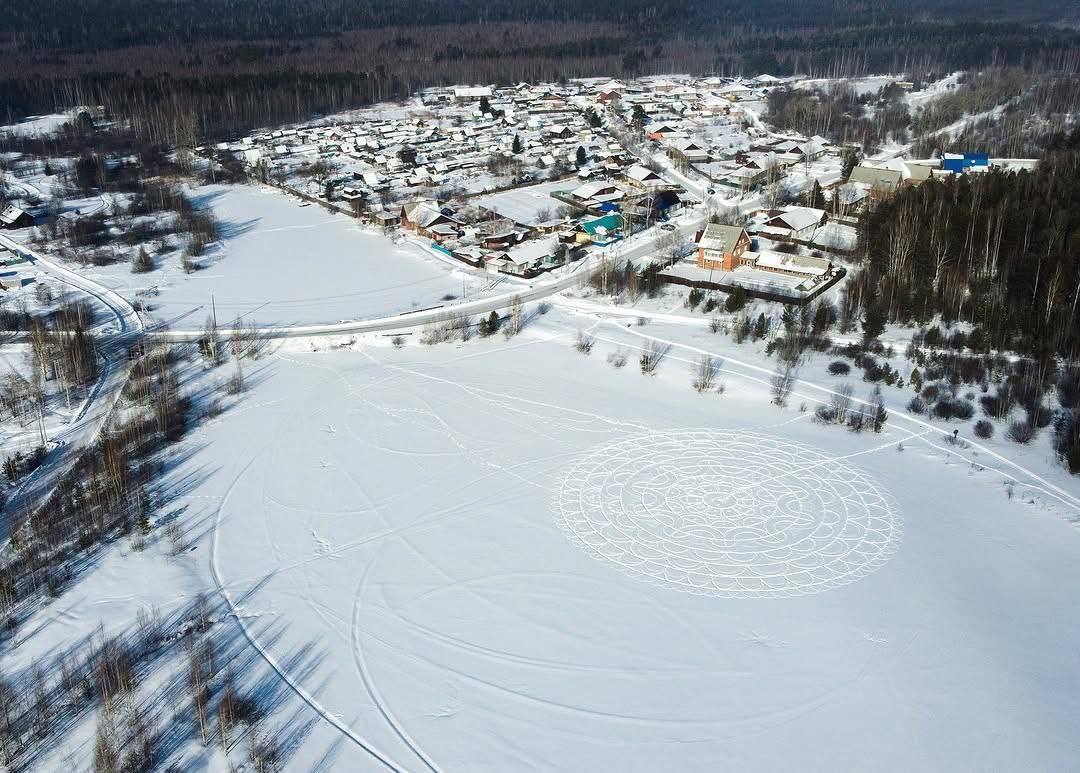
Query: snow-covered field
472 179 575 225
0 113 72 138
79 185 491 327
12 304 1079 770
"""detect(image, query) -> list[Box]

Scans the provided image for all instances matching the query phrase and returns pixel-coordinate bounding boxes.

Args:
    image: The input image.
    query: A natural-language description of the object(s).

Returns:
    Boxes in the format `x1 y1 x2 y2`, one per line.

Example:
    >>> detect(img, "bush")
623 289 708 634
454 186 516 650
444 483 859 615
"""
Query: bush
724 287 747 313
906 396 926 415
973 420 994 439
827 360 850 376
933 397 974 421
814 404 837 423
131 248 153 273
1006 420 1036 444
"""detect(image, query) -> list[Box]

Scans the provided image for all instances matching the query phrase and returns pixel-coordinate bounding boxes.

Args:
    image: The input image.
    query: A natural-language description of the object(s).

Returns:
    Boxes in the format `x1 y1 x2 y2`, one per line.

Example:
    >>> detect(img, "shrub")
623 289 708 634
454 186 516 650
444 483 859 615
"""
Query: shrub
1006 420 1036 444
906 396 926 414
827 361 850 376
973 420 994 439
933 397 974 421
131 248 153 273
724 287 747 313
814 404 837 423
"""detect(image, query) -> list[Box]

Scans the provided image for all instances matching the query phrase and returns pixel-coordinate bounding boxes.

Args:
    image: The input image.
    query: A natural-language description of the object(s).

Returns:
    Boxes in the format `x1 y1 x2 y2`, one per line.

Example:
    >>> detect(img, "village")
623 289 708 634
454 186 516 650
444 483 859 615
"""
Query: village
0 51 1077 772
0 73 1033 313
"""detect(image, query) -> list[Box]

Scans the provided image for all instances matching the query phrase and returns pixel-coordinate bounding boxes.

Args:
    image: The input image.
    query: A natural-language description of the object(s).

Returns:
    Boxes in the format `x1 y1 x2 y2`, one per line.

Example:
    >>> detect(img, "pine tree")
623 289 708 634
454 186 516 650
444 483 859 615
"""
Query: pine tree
862 302 886 345
512 134 523 154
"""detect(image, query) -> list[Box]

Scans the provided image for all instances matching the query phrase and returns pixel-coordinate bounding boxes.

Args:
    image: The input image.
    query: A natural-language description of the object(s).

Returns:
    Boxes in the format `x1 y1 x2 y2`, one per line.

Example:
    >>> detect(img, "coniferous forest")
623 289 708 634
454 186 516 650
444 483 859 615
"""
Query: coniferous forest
853 133 1080 361
2 0 1080 143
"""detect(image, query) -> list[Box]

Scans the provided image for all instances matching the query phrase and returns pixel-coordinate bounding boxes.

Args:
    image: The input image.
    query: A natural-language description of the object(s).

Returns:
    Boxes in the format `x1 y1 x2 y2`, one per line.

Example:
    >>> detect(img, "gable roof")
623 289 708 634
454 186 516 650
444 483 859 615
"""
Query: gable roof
571 181 618 200
0 206 29 226
580 214 621 236
402 200 461 229
624 164 663 183
698 223 748 254
766 207 825 232
848 165 903 190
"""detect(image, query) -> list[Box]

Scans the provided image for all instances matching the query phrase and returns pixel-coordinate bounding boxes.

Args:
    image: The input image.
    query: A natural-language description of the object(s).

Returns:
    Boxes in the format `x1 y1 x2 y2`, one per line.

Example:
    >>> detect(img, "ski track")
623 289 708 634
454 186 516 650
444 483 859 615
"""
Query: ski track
195 299 1077 766
210 446 409 772
352 557 443 773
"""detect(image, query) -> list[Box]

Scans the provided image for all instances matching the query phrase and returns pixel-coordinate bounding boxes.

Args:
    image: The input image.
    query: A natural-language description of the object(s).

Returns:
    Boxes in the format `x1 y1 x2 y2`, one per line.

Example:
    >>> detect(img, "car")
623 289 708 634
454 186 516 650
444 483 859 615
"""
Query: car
706 187 716 195
660 223 676 231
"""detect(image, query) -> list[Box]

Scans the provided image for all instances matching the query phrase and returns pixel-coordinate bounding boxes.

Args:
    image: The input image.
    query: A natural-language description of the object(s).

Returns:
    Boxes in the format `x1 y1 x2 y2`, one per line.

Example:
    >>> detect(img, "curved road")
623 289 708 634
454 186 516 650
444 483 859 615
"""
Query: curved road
0 233 143 522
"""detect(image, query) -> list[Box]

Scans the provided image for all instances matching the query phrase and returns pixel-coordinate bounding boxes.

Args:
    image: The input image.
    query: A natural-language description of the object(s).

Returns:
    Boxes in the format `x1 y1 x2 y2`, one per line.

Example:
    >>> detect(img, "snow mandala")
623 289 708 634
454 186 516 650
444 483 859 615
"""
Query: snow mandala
553 430 902 598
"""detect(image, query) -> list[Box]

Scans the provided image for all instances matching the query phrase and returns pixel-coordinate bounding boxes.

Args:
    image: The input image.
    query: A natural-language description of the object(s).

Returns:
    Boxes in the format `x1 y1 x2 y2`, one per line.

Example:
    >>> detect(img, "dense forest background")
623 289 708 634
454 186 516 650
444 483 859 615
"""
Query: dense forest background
2 0 1080 143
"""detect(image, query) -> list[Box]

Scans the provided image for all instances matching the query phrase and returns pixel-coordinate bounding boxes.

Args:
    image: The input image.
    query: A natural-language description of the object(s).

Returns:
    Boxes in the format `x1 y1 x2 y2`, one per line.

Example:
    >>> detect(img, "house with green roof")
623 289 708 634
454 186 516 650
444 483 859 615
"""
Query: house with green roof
577 214 622 246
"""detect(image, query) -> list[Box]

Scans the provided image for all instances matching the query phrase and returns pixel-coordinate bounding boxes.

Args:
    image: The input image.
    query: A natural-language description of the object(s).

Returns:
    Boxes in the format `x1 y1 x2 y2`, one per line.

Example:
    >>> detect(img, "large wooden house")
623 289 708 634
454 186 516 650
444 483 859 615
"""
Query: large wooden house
696 224 751 270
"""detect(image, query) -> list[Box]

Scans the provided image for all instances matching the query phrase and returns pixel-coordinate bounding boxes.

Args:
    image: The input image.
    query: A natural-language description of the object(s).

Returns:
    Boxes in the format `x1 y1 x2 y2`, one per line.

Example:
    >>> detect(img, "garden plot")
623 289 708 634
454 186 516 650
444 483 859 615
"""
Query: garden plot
472 179 574 225
159 316 1078 770
79 185 487 327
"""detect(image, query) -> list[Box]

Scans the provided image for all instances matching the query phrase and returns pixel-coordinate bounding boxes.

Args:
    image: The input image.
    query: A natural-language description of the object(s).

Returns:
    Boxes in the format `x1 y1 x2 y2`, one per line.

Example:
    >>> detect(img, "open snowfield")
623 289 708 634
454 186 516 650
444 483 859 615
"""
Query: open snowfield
10 304 1077 770
80 185 490 328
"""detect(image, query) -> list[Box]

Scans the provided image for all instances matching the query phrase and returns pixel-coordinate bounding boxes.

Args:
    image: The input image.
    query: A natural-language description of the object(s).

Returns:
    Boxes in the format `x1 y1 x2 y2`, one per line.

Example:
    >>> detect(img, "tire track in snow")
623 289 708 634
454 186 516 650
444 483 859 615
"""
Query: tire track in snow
210 447 409 772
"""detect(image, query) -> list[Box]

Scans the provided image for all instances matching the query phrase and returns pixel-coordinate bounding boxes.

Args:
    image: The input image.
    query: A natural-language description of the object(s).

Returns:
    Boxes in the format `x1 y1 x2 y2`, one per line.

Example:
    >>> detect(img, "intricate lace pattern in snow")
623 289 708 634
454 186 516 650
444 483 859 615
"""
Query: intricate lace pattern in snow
554 430 902 598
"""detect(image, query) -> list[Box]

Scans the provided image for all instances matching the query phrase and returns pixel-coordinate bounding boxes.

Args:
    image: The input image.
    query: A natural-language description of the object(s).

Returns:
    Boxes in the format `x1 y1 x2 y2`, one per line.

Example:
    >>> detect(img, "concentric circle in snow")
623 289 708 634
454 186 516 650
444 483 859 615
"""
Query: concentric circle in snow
553 430 902 598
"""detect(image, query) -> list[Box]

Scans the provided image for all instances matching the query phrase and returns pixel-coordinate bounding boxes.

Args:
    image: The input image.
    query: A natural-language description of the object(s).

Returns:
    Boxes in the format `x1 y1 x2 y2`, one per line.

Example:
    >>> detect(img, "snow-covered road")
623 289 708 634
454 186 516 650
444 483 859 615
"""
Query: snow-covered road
0 233 143 526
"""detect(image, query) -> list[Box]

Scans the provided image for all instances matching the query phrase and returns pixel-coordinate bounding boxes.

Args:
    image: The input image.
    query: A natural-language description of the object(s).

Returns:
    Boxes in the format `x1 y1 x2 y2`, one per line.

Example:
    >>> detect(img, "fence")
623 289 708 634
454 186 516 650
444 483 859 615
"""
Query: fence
660 268 846 306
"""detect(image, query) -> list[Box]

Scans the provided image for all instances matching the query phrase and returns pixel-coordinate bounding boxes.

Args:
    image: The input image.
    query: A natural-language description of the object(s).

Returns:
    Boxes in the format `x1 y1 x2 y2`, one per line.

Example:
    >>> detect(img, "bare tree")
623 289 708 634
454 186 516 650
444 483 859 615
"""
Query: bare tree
639 340 668 374
831 383 855 423
187 633 211 744
770 363 797 407
692 355 720 392
201 314 222 367
226 361 245 395
506 295 525 338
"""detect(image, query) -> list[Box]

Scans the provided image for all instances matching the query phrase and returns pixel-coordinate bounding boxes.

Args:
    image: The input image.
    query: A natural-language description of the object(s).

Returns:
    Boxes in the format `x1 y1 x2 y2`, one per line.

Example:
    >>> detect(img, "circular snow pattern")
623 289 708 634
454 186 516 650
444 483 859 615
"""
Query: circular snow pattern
553 430 902 598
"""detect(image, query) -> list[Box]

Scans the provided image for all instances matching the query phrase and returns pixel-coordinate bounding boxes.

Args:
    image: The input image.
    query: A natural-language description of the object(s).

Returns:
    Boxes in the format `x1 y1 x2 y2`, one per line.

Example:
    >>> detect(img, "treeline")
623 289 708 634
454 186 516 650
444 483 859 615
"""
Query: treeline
767 82 911 152
3 3 1080 144
850 137 1080 361
7 0 1072 51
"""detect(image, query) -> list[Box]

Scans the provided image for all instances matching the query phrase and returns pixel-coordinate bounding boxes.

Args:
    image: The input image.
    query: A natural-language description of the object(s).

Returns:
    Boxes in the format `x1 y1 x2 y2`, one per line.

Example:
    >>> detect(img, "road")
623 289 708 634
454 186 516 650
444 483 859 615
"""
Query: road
152 211 707 342
0 233 143 526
